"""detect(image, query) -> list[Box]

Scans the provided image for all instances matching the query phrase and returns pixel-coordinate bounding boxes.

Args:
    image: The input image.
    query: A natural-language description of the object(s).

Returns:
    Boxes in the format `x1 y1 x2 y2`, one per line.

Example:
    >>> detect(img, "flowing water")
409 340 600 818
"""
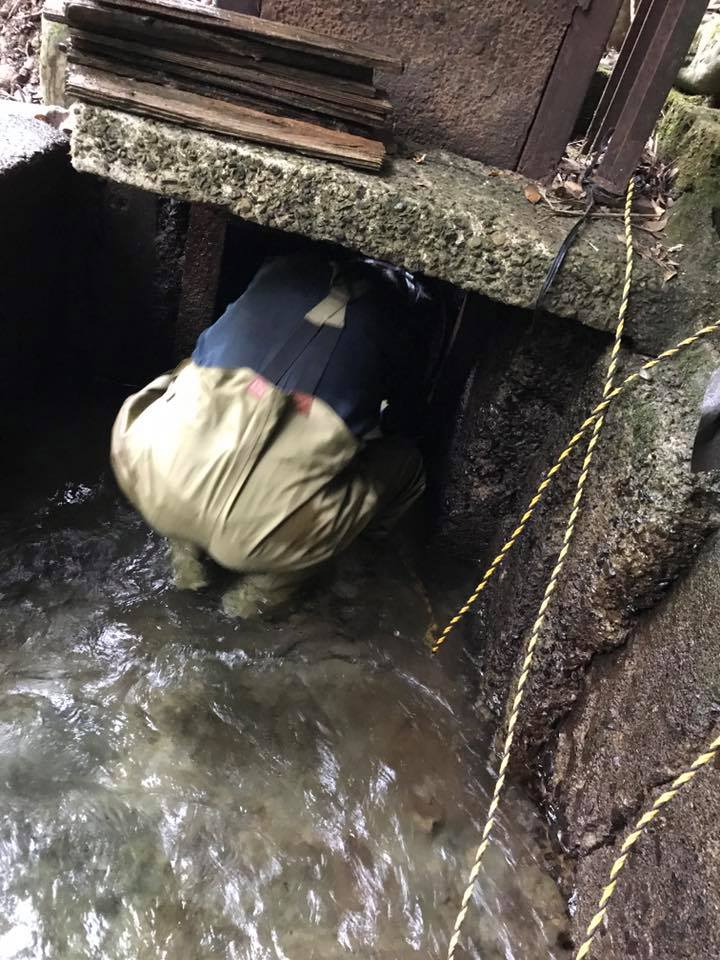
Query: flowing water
0 395 572 960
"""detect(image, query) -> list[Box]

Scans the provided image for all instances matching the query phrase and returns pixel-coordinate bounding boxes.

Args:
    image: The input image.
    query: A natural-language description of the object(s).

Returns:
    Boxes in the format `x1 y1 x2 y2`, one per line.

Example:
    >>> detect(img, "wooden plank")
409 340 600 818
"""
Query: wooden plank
68 28 391 115
67 46 390 132
65 1 375 81
215 0 259 13
518 0 624 179
97 0 404 74
67 64 386 170
56 18 381 99
63 19 380 100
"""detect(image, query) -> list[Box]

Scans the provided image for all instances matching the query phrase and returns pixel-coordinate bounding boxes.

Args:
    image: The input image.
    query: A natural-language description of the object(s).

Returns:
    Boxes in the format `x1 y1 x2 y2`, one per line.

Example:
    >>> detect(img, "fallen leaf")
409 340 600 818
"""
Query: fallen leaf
667 243 684 253
663 268 678 283
562 179 586 199
413 153 427 165
635 196 657 215
524 184 542 204
652 198 666 217
641 216 668 233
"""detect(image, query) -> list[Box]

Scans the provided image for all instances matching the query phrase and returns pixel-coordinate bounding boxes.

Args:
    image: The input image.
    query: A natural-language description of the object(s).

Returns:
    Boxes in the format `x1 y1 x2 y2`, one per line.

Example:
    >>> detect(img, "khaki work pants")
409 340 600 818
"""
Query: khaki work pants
172 435 425 615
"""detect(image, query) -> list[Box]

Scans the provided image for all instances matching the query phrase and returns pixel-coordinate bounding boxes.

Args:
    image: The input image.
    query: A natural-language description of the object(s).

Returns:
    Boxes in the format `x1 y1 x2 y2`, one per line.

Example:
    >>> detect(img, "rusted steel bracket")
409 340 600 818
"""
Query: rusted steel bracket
588 0 708 193
585 0 655 151
518 0 624 181
174 203 227 360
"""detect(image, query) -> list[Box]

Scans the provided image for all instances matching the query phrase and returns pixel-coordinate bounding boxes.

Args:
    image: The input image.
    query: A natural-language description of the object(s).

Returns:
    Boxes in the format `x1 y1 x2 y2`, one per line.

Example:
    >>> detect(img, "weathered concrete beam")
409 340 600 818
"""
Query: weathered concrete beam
69 103 710 355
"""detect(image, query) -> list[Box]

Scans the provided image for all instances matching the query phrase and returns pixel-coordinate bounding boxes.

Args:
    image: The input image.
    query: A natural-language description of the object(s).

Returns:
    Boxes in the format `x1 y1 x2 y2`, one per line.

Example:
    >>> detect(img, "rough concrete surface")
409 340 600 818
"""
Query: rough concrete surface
69 103 714 356
427 305 609 561
470 331 720 750
555 532 720 958
0 102 189 392
0 103 95 399
261 0 577 168
174 203 227 359
0 102 66 173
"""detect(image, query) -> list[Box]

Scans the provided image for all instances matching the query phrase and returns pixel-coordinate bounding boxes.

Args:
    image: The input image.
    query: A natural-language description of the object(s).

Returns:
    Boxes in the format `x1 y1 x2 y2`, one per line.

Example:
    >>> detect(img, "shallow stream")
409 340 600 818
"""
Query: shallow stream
0 397 571 960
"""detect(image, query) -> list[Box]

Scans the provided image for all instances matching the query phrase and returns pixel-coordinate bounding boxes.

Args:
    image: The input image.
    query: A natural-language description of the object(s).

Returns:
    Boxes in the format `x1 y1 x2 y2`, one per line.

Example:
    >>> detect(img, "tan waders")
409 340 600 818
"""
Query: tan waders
111 269 426 616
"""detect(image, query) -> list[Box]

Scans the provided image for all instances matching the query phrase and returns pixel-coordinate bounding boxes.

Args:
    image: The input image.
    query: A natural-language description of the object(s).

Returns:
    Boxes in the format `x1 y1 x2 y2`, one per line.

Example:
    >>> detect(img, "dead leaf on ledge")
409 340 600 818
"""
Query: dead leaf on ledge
663 268 678 283
639 216 668 234
524 184 542 204
413 153 427 164
559 179 586 200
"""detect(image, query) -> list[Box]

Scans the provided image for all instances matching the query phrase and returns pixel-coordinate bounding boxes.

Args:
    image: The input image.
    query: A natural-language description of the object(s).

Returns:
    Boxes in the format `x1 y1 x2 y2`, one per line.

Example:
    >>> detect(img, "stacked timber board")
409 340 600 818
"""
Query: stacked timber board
54 0 402 170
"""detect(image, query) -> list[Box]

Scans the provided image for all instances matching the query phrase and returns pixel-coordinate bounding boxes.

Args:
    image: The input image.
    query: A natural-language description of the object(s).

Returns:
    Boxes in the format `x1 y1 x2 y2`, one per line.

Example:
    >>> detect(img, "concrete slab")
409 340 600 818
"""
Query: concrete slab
0 102 67 174
71 103 720 355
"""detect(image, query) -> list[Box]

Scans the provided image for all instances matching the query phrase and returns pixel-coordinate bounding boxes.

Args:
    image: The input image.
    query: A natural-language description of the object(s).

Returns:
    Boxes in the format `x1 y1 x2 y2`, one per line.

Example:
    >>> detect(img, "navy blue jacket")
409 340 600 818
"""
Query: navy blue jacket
193 254 428 438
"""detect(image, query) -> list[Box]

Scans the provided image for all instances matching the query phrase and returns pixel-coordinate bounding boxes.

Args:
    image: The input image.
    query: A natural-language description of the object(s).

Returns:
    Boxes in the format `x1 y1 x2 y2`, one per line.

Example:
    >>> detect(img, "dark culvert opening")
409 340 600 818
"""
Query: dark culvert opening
5 198 615 611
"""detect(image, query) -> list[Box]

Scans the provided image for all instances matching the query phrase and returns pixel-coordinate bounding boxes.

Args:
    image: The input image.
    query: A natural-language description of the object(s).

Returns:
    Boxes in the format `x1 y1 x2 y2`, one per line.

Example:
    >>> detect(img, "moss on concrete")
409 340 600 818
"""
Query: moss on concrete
71 103 692 353
656 91 720 246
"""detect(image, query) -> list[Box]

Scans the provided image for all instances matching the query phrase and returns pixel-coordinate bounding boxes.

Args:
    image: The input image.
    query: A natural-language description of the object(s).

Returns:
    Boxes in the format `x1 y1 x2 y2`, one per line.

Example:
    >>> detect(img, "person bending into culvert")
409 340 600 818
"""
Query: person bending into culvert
110 250 438 618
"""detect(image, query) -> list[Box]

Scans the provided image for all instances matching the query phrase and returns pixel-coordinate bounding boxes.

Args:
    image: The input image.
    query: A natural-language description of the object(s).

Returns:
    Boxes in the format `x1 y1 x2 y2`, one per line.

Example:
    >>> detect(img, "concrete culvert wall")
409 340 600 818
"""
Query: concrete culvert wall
444 318 720 956
0 108 94 399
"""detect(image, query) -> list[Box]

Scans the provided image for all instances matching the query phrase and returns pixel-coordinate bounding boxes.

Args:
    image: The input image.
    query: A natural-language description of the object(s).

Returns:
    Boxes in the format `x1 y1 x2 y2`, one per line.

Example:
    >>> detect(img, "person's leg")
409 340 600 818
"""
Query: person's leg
219 438 425 618
357 437 426 537
168 538 208 591
222 567 318 619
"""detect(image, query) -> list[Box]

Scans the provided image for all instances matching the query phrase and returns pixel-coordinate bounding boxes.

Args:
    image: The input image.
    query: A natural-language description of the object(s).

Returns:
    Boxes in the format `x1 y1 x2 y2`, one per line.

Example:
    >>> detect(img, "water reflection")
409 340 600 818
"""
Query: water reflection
0 406 571 959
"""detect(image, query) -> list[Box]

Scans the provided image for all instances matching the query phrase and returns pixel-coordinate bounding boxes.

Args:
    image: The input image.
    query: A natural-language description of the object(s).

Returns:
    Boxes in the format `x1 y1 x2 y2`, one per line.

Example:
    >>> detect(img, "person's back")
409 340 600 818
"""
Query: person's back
111 251 433 617
192 252 429 439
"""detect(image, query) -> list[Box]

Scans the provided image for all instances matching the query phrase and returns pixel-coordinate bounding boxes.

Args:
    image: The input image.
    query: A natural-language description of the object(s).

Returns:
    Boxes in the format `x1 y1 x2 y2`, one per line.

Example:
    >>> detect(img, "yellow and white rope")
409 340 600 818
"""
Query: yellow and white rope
445 178 636 960
575 728 720 959
431 291 720 652
431 319 720 655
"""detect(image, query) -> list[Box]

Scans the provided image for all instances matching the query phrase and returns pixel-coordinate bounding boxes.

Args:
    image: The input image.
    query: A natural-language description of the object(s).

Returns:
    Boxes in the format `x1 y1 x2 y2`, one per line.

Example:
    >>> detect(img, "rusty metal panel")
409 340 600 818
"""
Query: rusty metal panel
518 0 624 181
261 0 579 169
593 0 708 192
175 204 227 361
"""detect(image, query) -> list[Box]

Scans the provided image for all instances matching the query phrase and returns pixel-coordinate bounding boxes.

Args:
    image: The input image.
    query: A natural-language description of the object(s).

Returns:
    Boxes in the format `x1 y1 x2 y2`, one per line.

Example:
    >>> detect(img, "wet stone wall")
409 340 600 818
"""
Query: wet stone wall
433 308 720 957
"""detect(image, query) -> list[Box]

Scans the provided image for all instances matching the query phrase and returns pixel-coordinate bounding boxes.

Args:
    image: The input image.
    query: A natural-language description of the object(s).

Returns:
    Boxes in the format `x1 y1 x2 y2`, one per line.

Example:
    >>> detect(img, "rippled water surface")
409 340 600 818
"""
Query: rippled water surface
0 399 571 959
